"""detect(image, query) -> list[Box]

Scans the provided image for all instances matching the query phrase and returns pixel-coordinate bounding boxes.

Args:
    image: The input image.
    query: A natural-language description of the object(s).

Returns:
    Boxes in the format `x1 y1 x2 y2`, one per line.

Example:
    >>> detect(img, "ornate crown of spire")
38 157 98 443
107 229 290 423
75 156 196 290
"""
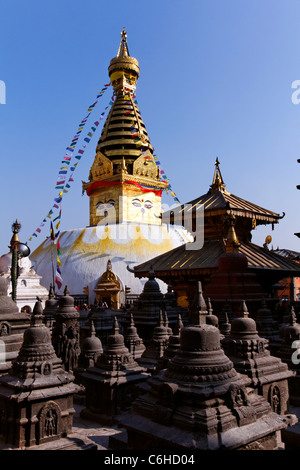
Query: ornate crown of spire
210 158 226 192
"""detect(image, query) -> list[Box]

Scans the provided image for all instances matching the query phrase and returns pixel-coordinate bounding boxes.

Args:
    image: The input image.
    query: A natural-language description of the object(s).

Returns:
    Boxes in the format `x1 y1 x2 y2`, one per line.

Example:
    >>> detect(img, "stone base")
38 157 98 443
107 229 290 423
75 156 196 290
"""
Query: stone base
0 434 97 450
114 411 288 451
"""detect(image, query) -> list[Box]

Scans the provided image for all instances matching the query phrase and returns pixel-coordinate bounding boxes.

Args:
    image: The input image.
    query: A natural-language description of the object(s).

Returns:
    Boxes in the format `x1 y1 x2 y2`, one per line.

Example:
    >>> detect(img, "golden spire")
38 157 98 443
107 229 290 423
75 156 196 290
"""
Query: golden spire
210 157 226 192
108 28 139 92
117 27 130 57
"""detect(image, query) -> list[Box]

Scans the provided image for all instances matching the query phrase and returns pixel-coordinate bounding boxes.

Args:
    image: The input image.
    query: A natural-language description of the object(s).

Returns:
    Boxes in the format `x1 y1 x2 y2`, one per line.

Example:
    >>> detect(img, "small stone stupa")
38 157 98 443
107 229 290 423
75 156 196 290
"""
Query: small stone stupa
255 298 281 356
123 313 146 360
113 320 290 450
130 268 168 343
0 277 30 373
52 286 80 373
0 298 82 449
222 301 295 415
78 320 103 371
156 313 183 372
42 284 58 332
80 317 148 425
137 310 170 374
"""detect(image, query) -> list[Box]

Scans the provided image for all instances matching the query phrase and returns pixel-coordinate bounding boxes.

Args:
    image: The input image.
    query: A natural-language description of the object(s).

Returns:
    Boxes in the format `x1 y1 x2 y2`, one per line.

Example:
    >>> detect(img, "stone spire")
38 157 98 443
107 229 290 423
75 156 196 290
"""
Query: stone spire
43 283 58 330
124 313 146 360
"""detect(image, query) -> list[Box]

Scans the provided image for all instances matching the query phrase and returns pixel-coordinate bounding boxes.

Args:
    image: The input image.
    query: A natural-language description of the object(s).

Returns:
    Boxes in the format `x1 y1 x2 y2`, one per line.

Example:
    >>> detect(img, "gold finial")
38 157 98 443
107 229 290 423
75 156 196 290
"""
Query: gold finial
210 157 226 192
117 27 130 57
10 219 21 251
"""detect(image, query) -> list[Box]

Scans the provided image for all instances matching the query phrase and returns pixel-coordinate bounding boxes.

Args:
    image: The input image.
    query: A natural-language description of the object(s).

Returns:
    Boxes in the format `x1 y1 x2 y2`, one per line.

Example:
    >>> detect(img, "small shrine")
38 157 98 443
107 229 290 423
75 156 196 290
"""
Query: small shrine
78 320 103 371
222 301 294 415
80 301 115 348
113 322 290 450
42 284 58 332
80 317 148 425
130 268 170 343
137 311 170 374
255 298 281 355
156 314 183 372
94 260 121 309
123 313 146 360
0 299 82 449
52 286 81 373
0 277 31 374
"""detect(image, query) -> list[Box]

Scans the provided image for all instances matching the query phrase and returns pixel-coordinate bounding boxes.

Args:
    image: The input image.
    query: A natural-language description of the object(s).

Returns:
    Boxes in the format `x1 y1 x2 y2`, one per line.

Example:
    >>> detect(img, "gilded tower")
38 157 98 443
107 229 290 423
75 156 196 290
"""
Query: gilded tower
82 29 167 226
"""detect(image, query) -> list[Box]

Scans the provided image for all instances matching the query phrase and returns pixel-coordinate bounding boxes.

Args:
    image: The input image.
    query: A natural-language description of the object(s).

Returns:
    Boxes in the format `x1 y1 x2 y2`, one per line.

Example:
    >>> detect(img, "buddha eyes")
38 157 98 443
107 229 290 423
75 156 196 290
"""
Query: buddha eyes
132 199 141 208
96 199 115 209
131 199 153 209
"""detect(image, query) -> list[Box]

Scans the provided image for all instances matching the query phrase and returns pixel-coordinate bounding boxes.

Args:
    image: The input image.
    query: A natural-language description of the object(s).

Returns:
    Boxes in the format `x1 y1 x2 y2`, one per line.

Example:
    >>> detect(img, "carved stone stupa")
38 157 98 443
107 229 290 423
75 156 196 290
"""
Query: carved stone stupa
0 277 30 373
0 299 80 449
80 317 148 424
114 322 290 450
222 301 295 415
52 286 80 373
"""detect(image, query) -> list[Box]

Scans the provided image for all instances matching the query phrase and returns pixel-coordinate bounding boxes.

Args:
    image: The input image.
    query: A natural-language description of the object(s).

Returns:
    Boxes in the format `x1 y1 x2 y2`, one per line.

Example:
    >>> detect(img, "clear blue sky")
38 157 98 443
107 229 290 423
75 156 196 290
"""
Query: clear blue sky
1 0 300 258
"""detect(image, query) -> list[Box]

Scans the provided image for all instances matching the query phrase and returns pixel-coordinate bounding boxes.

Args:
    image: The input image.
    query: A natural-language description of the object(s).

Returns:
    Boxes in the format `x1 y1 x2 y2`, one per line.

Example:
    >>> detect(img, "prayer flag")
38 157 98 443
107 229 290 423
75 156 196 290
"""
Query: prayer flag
50 222 55 240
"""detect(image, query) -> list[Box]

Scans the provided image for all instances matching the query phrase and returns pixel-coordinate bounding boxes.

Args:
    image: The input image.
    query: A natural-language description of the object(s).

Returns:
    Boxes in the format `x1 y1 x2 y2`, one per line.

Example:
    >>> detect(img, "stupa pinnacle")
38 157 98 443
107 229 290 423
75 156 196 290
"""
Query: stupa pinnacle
82 28 167 227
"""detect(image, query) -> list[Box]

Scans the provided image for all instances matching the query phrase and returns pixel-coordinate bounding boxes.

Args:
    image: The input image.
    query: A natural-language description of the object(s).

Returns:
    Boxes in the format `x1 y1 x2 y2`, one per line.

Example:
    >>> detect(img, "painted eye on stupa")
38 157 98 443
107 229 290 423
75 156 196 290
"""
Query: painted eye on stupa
132 199 142 208
144 201 153 210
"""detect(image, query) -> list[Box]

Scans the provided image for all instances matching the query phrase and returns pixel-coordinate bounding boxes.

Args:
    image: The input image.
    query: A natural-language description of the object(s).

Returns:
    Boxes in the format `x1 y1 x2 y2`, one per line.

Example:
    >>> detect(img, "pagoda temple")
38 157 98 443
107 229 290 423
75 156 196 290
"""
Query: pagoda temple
30 29 191 305
132 159 300 312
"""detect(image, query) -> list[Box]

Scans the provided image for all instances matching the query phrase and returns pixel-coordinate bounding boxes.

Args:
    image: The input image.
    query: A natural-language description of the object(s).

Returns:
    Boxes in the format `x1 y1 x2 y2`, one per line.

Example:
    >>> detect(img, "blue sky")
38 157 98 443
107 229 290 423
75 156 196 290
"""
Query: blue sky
1 0 300 258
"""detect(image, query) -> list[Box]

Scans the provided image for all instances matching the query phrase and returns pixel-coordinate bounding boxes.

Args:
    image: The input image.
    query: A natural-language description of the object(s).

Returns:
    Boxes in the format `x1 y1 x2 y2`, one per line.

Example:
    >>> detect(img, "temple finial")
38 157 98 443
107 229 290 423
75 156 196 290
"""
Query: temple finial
117 27 130 57
210 157 226 192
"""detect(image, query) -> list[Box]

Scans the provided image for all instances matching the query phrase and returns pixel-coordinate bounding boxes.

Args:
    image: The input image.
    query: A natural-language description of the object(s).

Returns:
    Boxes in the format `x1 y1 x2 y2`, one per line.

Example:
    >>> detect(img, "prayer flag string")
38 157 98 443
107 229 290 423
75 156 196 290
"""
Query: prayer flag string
26 83 113 244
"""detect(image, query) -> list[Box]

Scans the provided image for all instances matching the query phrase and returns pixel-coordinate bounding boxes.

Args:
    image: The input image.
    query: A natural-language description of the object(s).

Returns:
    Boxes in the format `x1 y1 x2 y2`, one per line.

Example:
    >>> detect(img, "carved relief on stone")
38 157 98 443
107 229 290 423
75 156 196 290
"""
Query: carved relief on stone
0 322 10 336
38 401 62 442
269 384 281 414
90 151 113 181
133 154 157 179
54 322 80 372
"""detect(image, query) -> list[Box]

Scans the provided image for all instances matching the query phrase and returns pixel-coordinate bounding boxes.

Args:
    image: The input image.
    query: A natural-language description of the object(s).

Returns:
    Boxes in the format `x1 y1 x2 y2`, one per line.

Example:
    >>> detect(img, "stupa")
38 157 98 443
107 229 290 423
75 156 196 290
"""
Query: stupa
52 286 81 372
156 313 183 372
113 321 289 450
222 301 295 415
80 317 148 424
129 267 178 342
29 29 192 304
0 299 82 449
137 310 170 374
0 277 31 373
123 313 146 360
42 283 58 331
